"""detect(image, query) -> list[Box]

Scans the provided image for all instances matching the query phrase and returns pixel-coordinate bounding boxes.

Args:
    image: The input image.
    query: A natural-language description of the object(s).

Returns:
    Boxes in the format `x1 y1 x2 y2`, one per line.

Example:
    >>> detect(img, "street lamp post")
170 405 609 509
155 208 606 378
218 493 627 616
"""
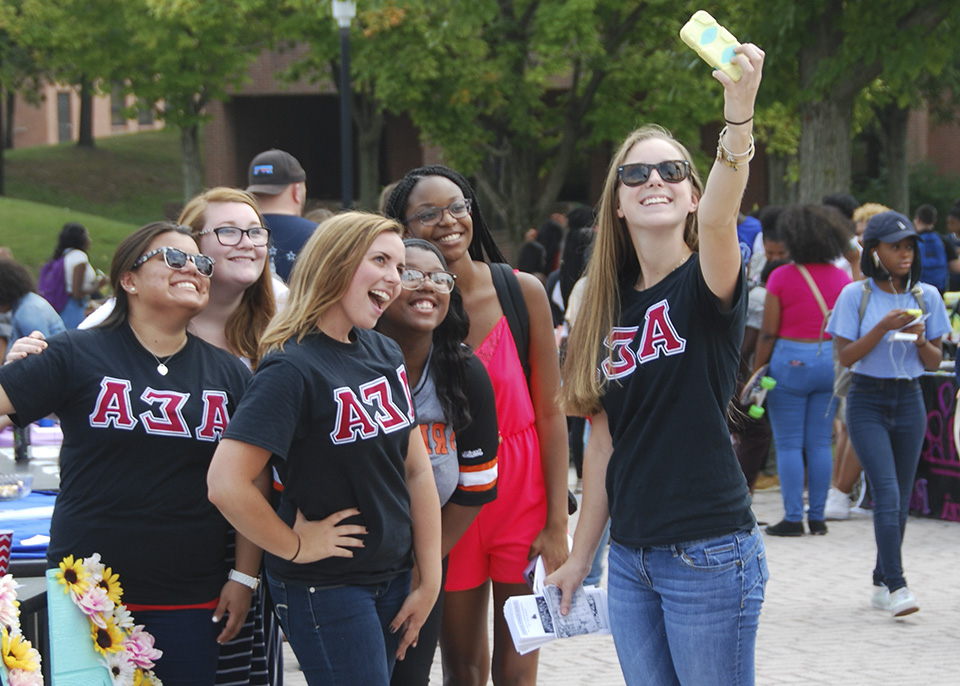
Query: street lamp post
332 1 356 209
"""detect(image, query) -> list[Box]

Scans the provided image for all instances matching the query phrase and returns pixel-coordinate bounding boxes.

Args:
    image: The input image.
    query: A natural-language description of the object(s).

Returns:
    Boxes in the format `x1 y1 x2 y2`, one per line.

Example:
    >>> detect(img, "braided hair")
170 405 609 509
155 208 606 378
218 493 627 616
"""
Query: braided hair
394 238 474 432
383 165 508 264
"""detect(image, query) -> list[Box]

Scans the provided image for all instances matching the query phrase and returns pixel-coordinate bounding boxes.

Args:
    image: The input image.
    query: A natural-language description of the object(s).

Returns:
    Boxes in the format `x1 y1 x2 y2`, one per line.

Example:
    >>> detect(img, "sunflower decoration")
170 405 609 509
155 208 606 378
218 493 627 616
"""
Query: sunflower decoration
58 554 162 685
55 555 91 599
98 567 124 605
90 615 127 656
1 627 41 672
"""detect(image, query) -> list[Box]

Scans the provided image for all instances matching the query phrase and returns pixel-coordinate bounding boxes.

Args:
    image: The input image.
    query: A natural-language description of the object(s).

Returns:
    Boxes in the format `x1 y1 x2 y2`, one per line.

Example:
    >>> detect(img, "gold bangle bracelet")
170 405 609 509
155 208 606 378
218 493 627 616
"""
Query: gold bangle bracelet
716 125 756 171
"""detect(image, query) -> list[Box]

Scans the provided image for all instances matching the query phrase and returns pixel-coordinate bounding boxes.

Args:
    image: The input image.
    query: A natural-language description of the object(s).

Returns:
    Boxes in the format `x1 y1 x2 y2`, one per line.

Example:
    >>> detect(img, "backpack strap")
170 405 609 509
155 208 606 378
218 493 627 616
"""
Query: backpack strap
855 279 872 333
489 262 531 383
909 282 927 315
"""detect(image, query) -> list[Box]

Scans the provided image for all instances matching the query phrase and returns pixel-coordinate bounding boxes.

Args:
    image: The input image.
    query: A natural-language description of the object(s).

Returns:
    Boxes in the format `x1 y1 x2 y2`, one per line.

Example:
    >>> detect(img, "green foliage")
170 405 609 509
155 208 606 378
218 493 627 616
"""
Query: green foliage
908 160 960 230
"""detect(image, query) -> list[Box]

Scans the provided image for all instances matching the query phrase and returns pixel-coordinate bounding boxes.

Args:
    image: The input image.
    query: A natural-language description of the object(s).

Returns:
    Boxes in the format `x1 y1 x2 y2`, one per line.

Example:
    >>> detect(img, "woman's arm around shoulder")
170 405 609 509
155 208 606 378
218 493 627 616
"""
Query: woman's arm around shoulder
516 271 569 573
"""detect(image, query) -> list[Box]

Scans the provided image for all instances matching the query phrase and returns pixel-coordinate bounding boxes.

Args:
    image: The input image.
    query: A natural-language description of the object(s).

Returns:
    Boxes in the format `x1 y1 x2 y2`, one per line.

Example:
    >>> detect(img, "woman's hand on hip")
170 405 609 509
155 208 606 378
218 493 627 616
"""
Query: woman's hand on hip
291 508 367 564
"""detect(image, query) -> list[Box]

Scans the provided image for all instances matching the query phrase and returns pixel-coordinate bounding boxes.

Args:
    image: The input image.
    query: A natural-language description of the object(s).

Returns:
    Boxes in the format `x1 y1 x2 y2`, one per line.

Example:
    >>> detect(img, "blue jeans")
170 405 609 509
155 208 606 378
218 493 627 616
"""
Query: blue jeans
136 608 221 685
845 375 925 592
267 570 412 686
607 527 768 686
766 340 837 521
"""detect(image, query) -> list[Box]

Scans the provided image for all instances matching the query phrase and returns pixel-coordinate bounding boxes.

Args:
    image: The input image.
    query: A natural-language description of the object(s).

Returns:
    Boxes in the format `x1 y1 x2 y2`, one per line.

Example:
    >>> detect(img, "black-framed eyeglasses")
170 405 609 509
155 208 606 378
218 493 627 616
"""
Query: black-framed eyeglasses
400 268 457 294
133 247 215 277
402 199 472 227
617 160 690 187
197 226 271 247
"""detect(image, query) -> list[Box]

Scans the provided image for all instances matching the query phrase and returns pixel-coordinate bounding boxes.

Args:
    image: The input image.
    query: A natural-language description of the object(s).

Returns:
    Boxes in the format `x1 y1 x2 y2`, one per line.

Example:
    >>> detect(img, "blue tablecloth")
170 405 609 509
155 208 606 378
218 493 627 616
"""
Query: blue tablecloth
0 491 55 559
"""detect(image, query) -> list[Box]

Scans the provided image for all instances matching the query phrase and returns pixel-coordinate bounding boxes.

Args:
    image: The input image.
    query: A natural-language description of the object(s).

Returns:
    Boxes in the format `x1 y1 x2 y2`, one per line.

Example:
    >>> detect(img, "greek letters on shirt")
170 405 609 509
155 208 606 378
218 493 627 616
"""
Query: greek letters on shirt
601 299 686 380
88 375 232 441
330 365 414 445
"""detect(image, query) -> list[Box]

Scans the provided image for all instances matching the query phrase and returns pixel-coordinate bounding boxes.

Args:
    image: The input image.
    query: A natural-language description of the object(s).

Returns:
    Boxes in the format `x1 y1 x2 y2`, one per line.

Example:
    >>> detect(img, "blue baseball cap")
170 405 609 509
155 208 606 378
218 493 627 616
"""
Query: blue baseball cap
863 211 918 243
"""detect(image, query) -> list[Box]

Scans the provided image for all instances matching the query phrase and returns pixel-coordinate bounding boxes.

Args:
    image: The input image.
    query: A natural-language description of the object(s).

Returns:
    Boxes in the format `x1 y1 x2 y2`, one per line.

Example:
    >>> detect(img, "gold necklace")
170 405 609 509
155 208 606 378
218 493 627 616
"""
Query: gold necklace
636 251 692 290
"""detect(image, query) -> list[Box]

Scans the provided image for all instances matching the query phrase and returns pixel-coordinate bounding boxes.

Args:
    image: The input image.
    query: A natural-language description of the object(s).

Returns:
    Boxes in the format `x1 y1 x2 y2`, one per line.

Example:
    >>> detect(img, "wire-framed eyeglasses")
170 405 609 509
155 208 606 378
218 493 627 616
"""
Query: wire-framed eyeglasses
402 199 472 227
400 268 457 294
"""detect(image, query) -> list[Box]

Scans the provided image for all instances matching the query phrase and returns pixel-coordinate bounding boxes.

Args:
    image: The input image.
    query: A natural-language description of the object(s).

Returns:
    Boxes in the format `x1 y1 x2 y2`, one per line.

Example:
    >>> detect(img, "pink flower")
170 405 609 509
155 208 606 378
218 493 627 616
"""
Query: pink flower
8 666 43 686
123 626 162 670
0 574 20 629
75 586 113 628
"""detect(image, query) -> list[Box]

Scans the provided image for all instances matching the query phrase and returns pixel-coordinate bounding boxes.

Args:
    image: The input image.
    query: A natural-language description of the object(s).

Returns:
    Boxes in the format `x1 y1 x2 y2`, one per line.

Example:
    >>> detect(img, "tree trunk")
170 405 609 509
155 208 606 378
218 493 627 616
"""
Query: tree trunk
354 92 384 212
0 87 5 196
765 153 797 206
878 104 910 214
475 138 539 255
797 98 853 203
77 76 95 148
4 91 13 150
180 124 202 202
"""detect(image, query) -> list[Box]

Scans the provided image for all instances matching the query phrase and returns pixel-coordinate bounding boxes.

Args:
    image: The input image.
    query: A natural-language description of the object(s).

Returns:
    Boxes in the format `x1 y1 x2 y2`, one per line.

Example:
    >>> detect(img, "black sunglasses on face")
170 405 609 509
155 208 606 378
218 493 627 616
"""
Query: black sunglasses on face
133 247 215 277
617 160 690 187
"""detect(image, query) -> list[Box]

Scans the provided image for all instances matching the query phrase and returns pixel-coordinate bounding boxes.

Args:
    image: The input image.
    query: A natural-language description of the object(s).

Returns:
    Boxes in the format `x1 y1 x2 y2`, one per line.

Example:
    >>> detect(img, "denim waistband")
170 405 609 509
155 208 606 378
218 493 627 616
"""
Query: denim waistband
851 374 920 389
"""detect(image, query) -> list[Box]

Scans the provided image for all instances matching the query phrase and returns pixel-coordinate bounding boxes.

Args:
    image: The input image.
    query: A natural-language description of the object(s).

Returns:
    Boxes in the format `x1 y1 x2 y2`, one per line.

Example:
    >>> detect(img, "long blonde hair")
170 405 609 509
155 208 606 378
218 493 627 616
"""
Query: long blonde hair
562 125 704 416
258 211 403 357
178 187 275 367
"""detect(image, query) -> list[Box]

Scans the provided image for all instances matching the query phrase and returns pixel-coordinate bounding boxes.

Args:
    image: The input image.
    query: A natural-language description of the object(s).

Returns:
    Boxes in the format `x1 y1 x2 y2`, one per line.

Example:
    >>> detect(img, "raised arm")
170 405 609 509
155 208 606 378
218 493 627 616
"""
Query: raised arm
698 44 765 308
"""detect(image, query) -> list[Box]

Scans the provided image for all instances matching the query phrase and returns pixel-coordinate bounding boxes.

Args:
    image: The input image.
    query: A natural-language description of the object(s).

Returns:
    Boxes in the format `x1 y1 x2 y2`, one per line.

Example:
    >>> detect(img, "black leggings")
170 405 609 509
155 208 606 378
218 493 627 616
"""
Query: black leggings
390 557 449 686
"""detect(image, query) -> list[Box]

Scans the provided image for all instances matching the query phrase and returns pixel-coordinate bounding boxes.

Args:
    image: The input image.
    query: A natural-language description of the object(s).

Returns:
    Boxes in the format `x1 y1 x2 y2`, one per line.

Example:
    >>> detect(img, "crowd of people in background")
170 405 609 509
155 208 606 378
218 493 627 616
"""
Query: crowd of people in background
1 36 956 686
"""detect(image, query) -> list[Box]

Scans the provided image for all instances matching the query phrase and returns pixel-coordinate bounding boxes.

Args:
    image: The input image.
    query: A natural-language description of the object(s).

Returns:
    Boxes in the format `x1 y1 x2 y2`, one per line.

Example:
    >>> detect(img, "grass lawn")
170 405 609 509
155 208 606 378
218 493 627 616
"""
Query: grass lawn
2 128 183 274
0 196 136 275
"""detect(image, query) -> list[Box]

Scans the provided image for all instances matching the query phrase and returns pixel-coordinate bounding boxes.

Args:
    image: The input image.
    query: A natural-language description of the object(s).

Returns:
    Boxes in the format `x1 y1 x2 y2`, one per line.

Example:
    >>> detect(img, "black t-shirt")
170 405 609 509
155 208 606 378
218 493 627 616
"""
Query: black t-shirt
600 254 754 548
262 213 317 282
224 328 416 587
0 325 250 604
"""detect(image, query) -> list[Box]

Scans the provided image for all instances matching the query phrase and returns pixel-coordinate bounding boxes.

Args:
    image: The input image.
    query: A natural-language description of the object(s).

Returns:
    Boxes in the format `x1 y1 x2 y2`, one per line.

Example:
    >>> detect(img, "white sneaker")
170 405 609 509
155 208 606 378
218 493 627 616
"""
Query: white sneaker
824 487 851 520
870 585 889 610
887 587 919 617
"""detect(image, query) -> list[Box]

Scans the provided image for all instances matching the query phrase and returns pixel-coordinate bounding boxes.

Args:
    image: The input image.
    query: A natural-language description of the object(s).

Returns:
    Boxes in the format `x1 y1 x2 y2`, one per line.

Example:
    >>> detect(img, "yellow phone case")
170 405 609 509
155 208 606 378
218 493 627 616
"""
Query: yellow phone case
679 10 742 82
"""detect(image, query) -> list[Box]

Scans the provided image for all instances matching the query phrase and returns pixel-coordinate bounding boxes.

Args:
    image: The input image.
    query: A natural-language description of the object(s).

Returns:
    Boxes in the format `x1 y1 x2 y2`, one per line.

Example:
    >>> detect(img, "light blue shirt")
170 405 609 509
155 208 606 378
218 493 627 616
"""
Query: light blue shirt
826 279 950 379
8 293 65 352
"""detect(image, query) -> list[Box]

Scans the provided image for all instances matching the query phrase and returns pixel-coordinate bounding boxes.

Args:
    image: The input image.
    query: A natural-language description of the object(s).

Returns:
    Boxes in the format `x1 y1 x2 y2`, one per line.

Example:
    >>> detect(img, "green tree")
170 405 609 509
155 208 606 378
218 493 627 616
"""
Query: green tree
286 0 739 241
744 0 958 204
14 0 133 148
123 0 277 200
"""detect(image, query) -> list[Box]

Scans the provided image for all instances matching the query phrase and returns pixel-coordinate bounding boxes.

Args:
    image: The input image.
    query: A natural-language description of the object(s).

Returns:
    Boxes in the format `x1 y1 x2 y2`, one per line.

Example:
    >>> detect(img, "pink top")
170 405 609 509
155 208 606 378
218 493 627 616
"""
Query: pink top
766 263 851 339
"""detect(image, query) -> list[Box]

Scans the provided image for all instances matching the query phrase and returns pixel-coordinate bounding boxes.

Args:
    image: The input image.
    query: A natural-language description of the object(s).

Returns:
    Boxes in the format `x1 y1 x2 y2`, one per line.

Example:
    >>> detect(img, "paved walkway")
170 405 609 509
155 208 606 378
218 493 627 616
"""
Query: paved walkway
283 479 960 685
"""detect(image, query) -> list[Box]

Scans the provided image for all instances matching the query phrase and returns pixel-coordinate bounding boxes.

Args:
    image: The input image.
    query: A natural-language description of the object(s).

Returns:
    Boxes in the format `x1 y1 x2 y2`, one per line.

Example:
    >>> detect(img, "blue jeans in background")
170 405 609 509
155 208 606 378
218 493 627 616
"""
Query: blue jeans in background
766 339 837 522
845 375 925 592
607 526 768 686
135 608 221 685
267 570 411 686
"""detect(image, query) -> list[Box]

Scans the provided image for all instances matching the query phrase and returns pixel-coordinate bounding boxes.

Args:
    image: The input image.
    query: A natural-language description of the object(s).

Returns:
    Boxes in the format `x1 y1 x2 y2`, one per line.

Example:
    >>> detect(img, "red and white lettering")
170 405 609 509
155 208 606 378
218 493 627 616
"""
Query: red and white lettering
196 390 231 442
360 377 410 434
601 327 639 380
89 377 137 430
330 387 379 445
636 300 686 363
138 388 191 437
397 365 415 424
